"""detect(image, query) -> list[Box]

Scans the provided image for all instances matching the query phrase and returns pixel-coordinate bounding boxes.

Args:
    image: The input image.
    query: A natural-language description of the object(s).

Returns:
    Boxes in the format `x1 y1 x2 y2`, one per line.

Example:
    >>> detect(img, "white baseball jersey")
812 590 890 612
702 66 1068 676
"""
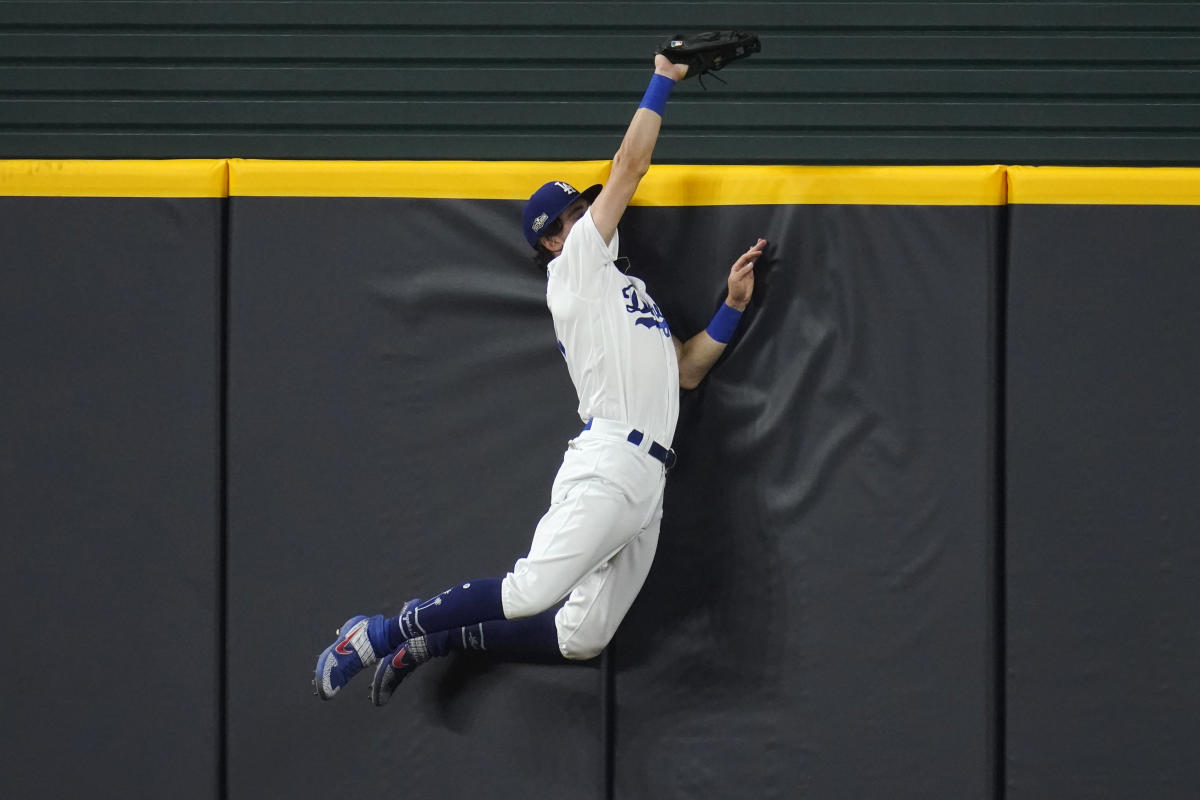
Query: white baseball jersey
545 208 680 447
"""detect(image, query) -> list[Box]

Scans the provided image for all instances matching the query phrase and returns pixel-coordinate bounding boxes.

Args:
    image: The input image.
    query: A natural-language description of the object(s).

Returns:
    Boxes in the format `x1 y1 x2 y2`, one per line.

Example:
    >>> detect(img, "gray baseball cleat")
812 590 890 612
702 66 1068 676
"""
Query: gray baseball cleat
370 634 432 706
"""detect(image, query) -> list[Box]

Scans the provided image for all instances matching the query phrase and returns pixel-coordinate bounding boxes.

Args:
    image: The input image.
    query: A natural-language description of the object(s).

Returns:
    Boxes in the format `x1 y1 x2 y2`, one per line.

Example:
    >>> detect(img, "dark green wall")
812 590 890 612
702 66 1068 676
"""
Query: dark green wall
2 0 1199 164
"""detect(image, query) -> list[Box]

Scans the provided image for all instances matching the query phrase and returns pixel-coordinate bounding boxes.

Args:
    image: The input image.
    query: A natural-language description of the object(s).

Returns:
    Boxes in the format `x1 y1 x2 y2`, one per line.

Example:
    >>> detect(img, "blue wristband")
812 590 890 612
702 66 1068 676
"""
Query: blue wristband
638 73 675 116
706 302 743 344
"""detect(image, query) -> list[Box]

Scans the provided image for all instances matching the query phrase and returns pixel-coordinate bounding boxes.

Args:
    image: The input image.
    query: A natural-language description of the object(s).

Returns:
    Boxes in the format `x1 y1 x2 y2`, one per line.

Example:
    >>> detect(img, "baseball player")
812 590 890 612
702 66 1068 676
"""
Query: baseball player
315 52 765 705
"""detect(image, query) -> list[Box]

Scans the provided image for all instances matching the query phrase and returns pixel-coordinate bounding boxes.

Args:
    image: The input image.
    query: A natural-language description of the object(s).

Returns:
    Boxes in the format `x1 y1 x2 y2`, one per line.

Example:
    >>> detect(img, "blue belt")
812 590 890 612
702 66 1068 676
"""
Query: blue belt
582 419 677 469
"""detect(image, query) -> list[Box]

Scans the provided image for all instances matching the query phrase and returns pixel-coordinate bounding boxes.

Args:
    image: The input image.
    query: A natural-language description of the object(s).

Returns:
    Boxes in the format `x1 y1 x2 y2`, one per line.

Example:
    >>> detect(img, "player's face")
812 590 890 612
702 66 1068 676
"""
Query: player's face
557 198 590 241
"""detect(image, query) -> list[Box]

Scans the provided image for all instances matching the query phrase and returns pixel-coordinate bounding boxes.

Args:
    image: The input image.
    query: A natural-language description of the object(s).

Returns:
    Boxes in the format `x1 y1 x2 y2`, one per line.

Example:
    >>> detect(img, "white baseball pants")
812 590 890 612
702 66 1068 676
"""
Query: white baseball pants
501 423 668 660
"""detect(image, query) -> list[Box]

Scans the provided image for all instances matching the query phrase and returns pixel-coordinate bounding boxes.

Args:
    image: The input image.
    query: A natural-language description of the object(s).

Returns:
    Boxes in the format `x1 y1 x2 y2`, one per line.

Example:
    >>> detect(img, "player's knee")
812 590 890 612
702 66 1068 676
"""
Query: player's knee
560 636 607 661
556 616 614 661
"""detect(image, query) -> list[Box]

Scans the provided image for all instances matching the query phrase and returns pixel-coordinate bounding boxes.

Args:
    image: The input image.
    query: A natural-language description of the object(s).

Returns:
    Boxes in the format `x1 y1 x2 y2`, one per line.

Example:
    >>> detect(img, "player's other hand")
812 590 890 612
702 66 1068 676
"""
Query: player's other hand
654 53 689 82
726 238 765 311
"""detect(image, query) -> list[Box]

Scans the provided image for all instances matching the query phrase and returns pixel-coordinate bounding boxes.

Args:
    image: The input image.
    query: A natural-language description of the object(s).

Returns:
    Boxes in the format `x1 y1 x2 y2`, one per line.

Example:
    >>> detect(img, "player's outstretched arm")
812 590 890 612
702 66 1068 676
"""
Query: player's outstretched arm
675 238 766 390
589 54 688 246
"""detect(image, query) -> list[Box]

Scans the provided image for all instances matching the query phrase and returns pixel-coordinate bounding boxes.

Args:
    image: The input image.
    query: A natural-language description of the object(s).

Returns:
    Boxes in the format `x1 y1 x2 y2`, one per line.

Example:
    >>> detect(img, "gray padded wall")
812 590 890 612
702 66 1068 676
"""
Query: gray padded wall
615 204 1000 798
10 170 1200 798
1006 204 1200 798
225 197 604 798
0 197 222 798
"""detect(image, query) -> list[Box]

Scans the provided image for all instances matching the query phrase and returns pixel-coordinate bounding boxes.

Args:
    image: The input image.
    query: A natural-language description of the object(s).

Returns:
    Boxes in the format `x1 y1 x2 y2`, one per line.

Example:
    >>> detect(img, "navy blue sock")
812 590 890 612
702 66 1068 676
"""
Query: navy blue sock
385 578 506 650
381 615 403 651
423 606 567 663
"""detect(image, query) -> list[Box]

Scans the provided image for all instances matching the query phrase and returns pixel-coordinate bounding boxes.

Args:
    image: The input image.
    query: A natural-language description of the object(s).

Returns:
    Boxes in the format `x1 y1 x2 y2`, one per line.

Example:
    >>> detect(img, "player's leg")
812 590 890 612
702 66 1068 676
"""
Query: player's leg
313 584 507 700
370 462 665 704
381 439 652 640
385 465 643 642
378 466 639 645
370 509 661 706
555 504 662 661
315 443 648 700
501 444 657 621
370 605 566 706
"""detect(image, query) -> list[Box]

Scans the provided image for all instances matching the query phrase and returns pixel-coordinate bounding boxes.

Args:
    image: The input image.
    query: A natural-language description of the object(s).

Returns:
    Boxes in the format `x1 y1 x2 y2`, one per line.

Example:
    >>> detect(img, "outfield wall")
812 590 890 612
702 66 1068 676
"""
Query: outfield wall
2 160 1197 799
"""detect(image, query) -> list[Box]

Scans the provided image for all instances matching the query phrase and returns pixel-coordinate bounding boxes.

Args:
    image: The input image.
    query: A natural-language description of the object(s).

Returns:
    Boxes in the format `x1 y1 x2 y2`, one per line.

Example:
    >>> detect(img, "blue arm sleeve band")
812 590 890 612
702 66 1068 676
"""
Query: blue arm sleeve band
638 73 675 116
705 303 743 344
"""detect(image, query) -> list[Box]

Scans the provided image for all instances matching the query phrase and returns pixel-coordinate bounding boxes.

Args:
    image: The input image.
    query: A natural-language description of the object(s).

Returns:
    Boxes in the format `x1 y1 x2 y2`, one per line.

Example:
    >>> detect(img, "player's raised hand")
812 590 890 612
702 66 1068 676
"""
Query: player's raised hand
654 53 689 82
726 238 765 310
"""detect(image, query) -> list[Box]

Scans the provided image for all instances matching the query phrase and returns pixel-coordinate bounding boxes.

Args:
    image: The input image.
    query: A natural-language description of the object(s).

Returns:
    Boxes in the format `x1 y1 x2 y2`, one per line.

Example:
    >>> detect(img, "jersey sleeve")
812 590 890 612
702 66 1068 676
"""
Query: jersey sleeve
548 208 620 298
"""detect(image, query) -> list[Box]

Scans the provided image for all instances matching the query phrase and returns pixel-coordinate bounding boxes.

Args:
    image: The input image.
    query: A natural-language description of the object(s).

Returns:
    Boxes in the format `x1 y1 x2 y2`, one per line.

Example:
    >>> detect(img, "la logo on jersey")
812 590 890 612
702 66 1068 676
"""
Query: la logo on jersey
622 283 670 338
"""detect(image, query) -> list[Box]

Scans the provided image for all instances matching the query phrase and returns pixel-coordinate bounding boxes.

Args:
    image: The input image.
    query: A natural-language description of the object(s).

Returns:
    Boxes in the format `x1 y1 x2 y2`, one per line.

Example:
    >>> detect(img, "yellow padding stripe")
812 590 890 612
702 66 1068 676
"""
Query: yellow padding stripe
638 164 1006 206
229 159 1008 206
228 159 611 200
1009 166 1200 205
11 161 1197 205
0 160 228 198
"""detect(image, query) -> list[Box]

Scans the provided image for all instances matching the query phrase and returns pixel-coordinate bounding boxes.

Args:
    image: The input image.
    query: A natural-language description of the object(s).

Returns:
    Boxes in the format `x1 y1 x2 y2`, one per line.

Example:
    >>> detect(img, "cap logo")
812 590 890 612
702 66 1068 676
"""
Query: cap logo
531 212 549 232
554 181 575 195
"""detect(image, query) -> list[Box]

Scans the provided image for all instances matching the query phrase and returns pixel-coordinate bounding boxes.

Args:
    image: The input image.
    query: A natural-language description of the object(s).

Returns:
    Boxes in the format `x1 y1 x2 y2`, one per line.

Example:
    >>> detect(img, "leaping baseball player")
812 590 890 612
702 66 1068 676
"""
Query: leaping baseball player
315 34 764 705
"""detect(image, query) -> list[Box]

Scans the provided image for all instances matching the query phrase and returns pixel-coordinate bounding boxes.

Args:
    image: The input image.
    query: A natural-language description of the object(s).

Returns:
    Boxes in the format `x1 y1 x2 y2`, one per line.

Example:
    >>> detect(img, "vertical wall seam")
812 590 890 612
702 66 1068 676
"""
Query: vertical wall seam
217 186 231 800
994 198 1010 800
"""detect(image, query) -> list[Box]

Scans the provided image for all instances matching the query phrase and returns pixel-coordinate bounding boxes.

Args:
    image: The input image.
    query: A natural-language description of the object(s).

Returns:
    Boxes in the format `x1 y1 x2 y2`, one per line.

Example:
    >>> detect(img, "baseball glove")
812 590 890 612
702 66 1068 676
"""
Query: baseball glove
657 31 761 86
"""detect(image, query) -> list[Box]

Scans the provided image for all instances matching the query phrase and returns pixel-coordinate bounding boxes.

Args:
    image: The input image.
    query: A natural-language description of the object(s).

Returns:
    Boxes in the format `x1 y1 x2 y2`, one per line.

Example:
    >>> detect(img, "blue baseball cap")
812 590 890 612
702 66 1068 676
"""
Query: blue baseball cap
522 181 602 249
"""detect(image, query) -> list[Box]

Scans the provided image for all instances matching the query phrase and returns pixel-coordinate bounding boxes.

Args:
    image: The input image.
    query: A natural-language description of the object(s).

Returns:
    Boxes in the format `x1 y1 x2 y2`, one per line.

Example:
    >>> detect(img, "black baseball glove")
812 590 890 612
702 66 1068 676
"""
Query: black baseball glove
657 31 761 85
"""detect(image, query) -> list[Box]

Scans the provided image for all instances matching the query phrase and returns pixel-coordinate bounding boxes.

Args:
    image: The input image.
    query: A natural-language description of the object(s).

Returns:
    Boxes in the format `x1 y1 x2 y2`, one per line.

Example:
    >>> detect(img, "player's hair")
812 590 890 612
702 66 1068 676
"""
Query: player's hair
532 217 564 269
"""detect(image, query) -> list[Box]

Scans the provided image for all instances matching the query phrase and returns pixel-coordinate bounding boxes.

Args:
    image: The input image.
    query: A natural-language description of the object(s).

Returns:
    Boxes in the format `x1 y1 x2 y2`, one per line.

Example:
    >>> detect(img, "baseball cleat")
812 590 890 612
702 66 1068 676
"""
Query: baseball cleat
370 636 431 707
313 614 385 700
